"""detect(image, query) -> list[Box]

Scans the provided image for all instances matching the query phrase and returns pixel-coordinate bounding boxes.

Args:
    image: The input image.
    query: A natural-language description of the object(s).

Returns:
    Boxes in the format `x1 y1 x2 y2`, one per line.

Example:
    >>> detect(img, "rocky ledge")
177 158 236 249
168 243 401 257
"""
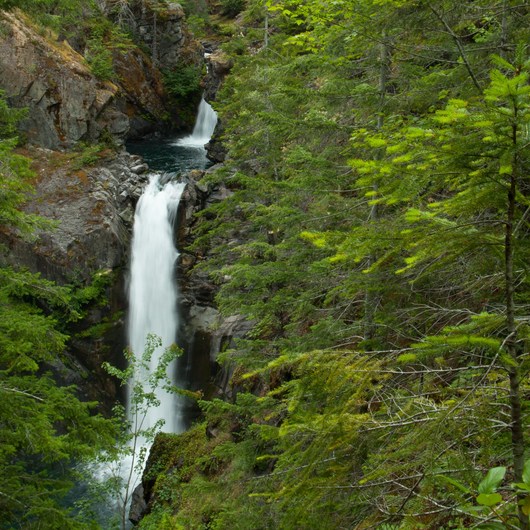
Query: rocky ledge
0 6 200 150
0 148 148 282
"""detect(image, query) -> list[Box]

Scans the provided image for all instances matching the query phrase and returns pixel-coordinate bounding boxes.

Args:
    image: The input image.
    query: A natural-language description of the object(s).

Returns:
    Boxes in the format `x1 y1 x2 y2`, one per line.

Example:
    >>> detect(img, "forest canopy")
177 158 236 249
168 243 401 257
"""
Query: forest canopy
144 0 530 529
3 0 530 528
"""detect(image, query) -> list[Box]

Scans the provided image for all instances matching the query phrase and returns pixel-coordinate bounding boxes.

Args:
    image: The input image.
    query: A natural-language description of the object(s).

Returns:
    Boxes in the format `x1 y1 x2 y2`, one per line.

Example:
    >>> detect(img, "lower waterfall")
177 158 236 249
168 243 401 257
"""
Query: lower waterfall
128 175 186 436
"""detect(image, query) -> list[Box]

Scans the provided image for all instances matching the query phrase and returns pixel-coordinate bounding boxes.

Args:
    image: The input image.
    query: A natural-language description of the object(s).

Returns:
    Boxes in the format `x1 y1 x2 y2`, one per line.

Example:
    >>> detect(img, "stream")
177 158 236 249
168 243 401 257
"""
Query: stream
110 98 218 523
126 97 217 433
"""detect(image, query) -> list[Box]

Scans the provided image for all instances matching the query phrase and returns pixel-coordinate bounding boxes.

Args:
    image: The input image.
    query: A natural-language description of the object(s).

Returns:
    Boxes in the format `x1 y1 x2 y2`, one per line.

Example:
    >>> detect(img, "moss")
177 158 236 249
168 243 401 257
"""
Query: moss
144 425 211 484
140 424 235 523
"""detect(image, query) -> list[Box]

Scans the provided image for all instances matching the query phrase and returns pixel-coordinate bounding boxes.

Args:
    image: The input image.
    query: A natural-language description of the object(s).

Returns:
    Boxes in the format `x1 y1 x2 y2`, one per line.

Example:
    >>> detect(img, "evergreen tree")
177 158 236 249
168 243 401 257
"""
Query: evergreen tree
0 92 116 528
174 1 530 528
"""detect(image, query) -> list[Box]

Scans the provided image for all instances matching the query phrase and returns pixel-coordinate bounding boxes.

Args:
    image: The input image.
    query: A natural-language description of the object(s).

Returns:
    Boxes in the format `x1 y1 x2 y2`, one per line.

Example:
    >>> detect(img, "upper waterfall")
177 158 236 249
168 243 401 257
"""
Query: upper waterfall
175 98 218 147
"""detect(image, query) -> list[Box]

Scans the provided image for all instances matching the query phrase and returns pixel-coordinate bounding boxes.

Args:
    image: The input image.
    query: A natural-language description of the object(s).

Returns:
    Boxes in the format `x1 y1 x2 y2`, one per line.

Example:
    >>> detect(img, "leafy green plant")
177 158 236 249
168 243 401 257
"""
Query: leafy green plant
437 462 530 528
101 334 181 530
476 467 507 509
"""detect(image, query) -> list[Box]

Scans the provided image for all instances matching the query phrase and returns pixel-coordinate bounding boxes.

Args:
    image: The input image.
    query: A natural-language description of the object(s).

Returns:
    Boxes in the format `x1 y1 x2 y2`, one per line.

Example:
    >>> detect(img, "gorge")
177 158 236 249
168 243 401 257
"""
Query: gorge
127 97 218 445
4 1 530 529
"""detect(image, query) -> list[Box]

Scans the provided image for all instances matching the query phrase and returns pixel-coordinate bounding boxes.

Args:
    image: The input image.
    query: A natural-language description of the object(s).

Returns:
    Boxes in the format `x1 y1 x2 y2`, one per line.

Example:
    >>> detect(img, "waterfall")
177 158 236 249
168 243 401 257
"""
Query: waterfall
175 98 218 147
90 95 218 527
128 175 186 436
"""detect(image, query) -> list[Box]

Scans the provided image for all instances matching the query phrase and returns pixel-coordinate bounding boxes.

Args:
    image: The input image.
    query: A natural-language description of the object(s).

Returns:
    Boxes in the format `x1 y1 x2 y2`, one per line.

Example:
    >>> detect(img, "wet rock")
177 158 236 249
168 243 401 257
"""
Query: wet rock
205 123 227 163
129 484 148 526
202 50 231 162
131 163 149 174
204 50 233 102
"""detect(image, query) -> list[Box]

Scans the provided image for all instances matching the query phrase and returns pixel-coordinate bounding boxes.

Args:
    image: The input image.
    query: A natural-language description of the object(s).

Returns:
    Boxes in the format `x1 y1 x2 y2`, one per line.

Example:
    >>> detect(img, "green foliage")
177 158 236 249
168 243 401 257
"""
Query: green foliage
86 37 115 81
70 141 108 170
0 90 26 139
0 84 117 528
0 138 54 238
220 0 245 18
162 65 202 99
9 0 530 528
185 13 209 37
162 1 530 528
0 92 51 239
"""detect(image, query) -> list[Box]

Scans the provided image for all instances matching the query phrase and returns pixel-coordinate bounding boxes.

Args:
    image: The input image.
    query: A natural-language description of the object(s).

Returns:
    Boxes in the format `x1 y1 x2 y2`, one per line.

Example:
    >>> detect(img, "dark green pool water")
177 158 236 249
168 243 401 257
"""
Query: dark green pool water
126 136 212 173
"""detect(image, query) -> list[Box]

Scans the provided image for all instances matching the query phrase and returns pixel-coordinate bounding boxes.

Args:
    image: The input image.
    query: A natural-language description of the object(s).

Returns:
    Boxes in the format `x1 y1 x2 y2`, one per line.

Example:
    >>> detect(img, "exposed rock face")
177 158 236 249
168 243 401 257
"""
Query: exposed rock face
178 166 233 307
1 148 147 282
174 167 252 401
131 2 202 70
204 49 233 102
0 7 201 149
0 10 126 149
205 127 226 163
112 49 169 139
129 484 148 525
204 50 232 163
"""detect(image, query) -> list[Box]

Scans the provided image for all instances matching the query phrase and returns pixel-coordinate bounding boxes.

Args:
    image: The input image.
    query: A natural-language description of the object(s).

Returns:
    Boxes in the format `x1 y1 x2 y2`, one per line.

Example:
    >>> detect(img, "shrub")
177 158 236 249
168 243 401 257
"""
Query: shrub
86 38 115 81
163 65 201 99
220 0 245 17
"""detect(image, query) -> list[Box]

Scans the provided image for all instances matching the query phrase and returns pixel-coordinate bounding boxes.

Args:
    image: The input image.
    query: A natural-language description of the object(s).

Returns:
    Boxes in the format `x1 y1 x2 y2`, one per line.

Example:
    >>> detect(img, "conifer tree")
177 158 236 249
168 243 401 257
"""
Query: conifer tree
0 92 116 528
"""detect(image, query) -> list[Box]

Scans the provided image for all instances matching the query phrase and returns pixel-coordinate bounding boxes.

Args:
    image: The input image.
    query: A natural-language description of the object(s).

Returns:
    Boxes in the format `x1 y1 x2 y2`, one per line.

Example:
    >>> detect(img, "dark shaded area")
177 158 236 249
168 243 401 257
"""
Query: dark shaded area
126 137 213 173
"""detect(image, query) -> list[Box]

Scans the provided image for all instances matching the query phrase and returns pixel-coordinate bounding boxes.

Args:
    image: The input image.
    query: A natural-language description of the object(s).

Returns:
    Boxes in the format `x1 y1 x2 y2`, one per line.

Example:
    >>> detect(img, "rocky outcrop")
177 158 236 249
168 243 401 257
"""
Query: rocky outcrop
0 148 147 282
177 166 233 306
130 1 202 70
203 50 232 162
173 167 252 401
112 48 170 140
0 7 201 149
0 10 126 149
204 49 233 102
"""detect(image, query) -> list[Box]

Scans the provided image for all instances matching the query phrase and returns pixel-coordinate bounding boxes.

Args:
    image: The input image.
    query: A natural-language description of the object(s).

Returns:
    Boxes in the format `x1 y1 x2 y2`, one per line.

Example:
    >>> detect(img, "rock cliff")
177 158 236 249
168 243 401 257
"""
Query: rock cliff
1 10 126 149
0 147 147 281
0 6 200 150
126 1 202 70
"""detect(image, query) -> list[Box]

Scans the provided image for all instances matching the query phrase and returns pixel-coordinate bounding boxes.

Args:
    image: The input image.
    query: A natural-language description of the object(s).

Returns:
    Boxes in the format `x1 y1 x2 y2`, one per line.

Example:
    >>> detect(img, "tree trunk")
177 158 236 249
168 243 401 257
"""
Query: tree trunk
364 33 389 343
506 119 528 530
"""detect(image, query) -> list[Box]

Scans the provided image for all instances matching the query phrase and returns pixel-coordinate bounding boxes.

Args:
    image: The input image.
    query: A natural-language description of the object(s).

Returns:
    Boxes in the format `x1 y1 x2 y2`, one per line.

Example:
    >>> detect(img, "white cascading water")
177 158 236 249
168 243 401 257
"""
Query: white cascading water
128 175 186 436
92 97 218 525
175 98 218 147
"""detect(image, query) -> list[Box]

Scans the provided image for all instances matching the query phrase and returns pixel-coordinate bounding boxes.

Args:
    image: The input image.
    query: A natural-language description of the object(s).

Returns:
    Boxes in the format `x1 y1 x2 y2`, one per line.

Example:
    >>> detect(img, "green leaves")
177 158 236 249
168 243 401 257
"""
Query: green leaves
479 466 507 495
476 467 506 507
174 2 530 528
